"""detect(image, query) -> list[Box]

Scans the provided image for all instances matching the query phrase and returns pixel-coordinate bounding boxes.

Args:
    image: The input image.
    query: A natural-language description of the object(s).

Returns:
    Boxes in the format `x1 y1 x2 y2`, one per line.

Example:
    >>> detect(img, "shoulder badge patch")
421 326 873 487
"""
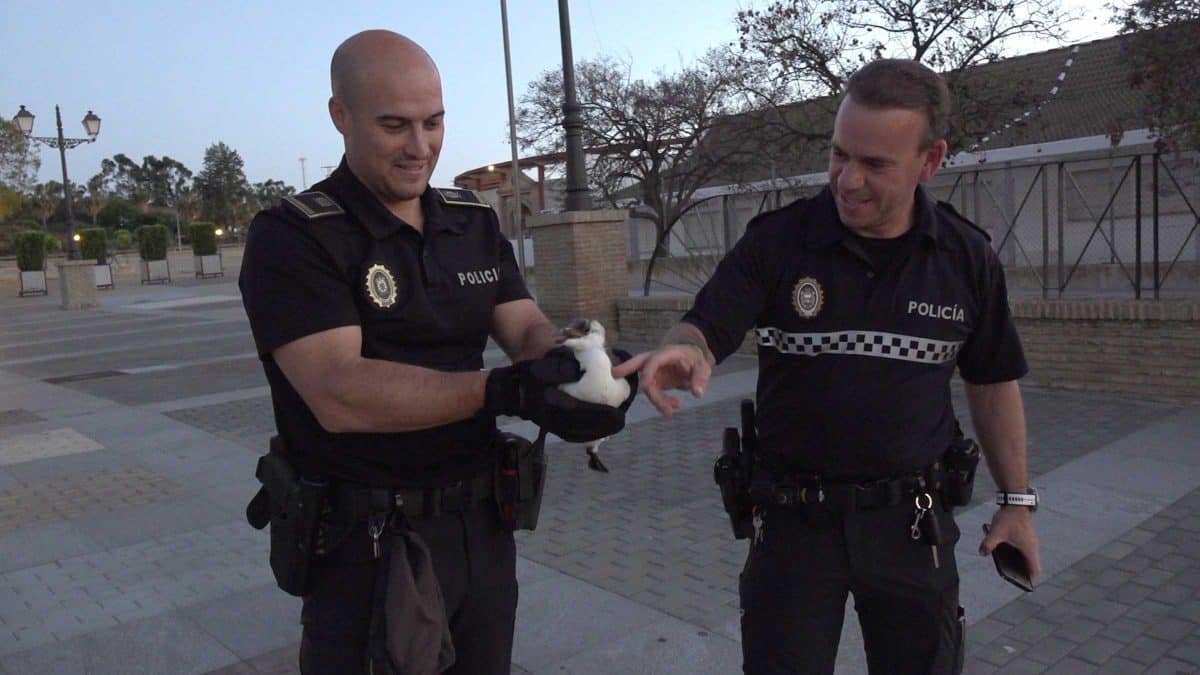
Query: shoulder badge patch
792 277 824 319
365 264 397 309
936 200 990 241
282 192 345 220
434 187 490 208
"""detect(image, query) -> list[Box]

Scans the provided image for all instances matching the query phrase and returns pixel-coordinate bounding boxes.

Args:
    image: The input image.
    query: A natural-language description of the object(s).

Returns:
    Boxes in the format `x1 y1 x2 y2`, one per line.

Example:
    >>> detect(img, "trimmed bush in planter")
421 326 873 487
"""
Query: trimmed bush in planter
15 231 47 271
15 230 48 296
79 228 108 262
188 222 217 256
137 224 171 284
137 224 169 261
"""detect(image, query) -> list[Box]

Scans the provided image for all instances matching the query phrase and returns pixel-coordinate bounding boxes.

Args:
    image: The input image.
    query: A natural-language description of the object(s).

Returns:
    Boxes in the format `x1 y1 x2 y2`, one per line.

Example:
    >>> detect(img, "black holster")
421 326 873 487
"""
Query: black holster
245 436 328 597
713 399 756 539
939 431 981 508
495 431 546 531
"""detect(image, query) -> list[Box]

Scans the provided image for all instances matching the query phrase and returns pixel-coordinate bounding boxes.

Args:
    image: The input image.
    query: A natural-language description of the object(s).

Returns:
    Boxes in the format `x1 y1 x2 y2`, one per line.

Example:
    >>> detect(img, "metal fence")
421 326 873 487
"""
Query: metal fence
634 148 1200 299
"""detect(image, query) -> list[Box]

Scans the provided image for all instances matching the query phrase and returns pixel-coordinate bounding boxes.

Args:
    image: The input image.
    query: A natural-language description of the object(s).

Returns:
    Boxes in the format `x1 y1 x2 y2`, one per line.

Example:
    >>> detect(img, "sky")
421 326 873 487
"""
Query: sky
3 0 1119 193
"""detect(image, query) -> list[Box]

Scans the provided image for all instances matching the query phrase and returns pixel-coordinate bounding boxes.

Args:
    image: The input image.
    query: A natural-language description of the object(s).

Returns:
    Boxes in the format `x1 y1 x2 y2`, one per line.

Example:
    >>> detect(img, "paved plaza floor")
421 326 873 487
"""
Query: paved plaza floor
0 264 1197 674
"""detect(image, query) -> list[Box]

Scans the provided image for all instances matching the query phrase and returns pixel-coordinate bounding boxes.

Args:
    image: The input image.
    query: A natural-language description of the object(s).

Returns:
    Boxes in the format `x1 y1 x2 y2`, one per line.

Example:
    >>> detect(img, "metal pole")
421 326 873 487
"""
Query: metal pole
299 157 308 190
558 0 591 211
55 106 80 260
1135 156 1142 299
1057 163 1065 298
500 0 527 274
1153 150 1160 299
1041 166 1049 300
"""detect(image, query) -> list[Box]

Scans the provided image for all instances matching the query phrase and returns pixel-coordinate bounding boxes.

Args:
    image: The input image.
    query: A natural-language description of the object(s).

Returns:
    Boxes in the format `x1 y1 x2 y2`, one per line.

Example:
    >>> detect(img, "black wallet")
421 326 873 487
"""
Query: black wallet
983 524 1033 592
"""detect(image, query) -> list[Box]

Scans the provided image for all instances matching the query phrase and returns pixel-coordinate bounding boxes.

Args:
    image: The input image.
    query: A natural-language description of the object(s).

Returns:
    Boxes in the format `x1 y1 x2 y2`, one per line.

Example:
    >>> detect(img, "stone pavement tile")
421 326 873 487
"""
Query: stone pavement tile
0 520 99 575
0 408 43 428
0 464 184 535
69 494 233 550
1096 656 1150 674
512 574 667 671
1144 659 1197 675
1119 635 1176 666
1 446 131 486
546 616 741 675
1054 656 1117 674
1071 634 1127 665
181 585 301 660
0 613 239 675
1023 633 1080 666
0 427 104 467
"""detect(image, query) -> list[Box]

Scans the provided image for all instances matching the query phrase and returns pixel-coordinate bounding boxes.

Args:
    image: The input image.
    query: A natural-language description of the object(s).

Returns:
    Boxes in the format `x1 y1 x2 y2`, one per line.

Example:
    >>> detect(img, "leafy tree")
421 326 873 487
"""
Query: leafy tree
194 142 250 228
1117 1 1200 150
96 198 141 230
142 155 193 208
519 51 763 291
733 0 1071 152
29 181 61 228
250 179 296 211
0 119 40 194
84 173 110 225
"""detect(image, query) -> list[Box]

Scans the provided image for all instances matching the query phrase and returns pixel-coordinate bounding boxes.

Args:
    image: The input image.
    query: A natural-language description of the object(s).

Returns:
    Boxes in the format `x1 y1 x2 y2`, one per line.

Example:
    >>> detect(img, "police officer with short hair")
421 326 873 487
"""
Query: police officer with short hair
616 59 1041 674
240 30 628 674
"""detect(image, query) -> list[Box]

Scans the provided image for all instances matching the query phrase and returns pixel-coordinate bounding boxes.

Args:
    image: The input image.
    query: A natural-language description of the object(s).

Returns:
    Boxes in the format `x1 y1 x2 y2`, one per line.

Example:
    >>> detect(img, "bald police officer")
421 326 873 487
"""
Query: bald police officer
240 30 628 674
616 59 1041 674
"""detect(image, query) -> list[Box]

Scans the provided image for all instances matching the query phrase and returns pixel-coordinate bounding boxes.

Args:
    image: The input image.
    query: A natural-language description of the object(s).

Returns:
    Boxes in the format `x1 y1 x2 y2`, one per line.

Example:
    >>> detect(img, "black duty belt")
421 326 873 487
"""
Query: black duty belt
335 472 495 522
751 471 933 513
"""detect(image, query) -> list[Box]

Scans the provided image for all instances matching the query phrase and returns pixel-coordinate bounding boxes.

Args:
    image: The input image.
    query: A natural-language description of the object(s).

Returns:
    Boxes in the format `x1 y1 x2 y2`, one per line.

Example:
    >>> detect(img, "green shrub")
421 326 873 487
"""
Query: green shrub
114 229 133 249
79 228 108 262
43 233 61 254
188 222 217 256
15 231 46 271
137 224 169 261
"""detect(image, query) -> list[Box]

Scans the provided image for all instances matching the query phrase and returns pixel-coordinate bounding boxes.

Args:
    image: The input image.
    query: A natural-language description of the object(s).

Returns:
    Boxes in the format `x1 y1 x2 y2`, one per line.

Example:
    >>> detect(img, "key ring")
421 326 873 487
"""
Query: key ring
914 493 933 510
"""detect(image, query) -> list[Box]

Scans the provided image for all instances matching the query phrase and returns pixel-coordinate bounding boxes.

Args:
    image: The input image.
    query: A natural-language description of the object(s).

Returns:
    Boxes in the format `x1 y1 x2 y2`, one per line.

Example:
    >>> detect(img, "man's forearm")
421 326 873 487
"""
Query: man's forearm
319 358 489 434
965 380 1029 492
662 322 716 366
511 318 561 362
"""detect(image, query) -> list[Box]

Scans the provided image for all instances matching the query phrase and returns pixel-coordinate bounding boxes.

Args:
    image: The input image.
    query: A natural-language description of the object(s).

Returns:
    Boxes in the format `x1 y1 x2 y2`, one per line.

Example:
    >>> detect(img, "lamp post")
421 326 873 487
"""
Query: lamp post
557 0 592 211
13 105 101 260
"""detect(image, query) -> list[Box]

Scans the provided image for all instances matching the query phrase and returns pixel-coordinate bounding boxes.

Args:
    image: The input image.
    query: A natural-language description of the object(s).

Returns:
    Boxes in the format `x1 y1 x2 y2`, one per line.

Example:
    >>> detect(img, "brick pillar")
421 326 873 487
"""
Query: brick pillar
528 209 628 340
56 260 98 310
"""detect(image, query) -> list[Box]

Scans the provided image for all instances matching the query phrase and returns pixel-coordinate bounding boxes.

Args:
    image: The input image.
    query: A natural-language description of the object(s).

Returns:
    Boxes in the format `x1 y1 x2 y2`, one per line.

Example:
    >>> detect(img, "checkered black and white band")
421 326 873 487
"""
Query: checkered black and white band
756 327 964 365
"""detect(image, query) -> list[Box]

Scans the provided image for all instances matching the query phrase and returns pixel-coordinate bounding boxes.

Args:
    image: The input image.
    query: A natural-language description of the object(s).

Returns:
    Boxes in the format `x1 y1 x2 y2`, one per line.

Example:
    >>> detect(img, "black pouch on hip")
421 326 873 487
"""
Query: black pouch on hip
942 435 981 508
494 432 547 531
246 436 328 597
366 513 456 675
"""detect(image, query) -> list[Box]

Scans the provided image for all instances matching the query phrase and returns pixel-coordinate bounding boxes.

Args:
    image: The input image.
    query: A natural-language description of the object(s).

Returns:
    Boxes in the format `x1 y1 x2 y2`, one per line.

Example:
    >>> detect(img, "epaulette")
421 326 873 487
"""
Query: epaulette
434 187 491 208
282 191 345 220
936 200 990 241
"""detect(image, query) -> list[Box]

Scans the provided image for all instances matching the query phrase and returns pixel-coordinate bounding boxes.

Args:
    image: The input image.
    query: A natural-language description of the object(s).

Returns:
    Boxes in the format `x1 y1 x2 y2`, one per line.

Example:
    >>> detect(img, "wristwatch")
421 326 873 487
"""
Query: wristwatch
996 488 1038 511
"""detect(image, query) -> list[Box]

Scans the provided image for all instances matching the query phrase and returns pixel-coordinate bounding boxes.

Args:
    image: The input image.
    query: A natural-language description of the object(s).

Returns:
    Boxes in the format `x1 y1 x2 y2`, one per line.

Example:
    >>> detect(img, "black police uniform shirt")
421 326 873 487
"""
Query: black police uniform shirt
683 185 1027 482
239 160 530 487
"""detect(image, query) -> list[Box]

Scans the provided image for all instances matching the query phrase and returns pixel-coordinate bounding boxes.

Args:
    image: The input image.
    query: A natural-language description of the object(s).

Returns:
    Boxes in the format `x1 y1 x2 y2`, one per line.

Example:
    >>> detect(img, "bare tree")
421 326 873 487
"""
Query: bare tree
734 0 1072 152
1117 1 1200 150
518 50 765 293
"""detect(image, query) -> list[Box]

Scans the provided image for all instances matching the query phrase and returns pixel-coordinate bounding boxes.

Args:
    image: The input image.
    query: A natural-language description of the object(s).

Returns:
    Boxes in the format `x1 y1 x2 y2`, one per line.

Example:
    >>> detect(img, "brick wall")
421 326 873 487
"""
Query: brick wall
530 210 629 339
616 297 1200 402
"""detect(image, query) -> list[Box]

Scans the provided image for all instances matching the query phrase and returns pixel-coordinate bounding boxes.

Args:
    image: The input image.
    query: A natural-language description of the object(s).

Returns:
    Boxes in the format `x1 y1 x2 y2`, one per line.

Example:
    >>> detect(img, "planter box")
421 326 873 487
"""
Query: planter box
195 253 224 279
19 270 48 296
94 263 114 289
140 259 171 285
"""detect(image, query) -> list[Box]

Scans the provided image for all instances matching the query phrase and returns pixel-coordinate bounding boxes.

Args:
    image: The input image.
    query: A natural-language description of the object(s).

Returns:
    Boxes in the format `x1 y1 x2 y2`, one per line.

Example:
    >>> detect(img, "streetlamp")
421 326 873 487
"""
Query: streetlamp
12 105 102 260
557 0 592 212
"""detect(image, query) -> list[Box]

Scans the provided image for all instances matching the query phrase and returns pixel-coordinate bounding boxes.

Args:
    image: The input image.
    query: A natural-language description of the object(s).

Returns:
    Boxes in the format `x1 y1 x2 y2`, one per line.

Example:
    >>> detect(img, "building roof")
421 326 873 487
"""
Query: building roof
699 29 1152 186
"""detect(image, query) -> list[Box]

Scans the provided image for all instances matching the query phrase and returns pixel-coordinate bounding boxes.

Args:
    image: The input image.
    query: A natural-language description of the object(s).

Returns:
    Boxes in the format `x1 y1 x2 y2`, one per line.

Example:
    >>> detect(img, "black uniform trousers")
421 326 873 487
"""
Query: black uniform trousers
740 502 964 675
299 505 518 674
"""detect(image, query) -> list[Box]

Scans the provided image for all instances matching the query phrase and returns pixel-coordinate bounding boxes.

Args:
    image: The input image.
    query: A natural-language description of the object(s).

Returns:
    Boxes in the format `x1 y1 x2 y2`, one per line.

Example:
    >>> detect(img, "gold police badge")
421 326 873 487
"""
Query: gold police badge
365 264 397 308
792 277 824 318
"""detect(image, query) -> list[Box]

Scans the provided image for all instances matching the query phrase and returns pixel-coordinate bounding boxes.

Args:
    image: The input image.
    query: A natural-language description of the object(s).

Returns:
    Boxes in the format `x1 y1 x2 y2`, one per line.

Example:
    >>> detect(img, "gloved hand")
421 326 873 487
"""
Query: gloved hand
485 347 626 442
609 348 639 412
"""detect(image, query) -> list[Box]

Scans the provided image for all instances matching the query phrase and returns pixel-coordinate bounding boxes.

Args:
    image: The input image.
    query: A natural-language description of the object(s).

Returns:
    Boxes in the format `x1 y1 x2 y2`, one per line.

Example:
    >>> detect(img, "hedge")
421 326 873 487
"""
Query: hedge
15 231 47 271
79 228 108 262
137 224 169 261
188 222 217 256
114 229 133 249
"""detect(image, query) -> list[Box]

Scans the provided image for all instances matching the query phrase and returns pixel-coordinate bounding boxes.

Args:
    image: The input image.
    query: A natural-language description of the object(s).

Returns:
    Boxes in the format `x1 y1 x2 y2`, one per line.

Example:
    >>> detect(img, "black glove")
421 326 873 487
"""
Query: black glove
608 348 639 412
485 347 625 443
